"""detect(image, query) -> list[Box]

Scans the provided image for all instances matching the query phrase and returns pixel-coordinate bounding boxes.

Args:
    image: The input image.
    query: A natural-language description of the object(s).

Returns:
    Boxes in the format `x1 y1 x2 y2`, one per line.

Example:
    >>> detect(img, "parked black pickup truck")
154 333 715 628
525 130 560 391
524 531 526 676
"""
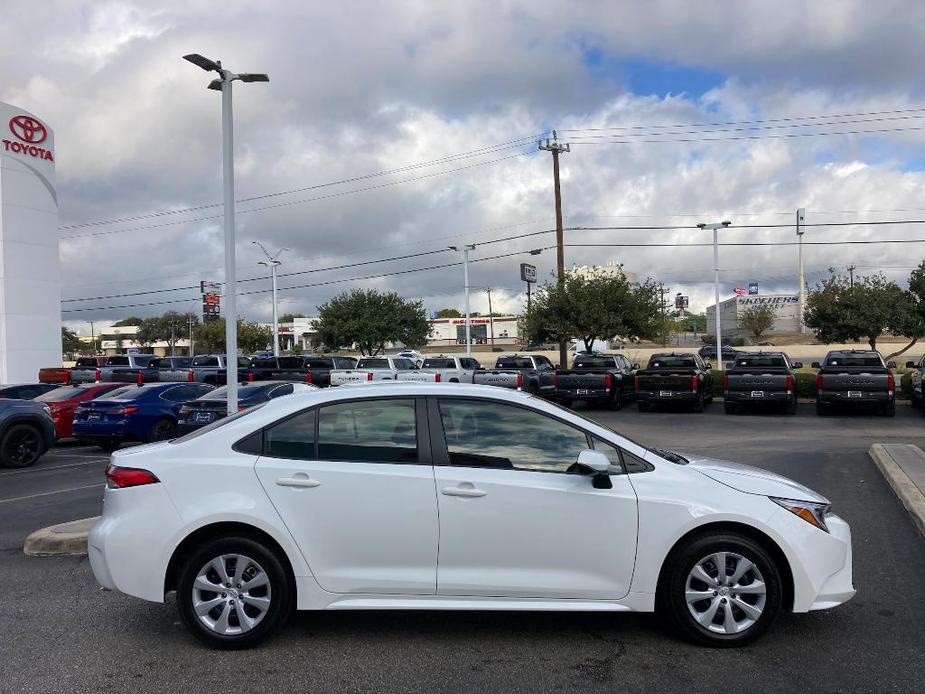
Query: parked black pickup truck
471 354 557 395
269 355 358 387
110 356 193 384
723 351 802 415
813 350 896 416
906 355 925 410
552 352 638 410
635 353 713 412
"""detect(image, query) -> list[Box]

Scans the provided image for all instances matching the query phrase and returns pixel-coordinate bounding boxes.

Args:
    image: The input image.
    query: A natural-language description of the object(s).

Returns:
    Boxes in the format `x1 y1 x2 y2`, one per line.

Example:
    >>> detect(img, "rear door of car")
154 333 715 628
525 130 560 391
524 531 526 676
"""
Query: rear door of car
254 396 439 595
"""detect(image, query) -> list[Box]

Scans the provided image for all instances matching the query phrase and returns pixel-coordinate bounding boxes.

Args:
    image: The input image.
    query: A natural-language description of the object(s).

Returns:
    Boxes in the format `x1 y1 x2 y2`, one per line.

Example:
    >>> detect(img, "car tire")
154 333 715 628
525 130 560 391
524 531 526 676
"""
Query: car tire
149 418 177 442
723 402 737 415
659 531 783 648
177 536 292 650
0 423 44 468
637 401 650 412
784 398 797 415
692 393 705 413
607 391 623 411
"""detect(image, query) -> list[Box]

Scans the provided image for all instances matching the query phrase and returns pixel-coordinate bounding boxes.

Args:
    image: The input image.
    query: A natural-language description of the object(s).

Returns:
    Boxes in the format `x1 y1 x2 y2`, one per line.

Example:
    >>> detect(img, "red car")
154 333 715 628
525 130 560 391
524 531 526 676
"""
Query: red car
35 383 128 439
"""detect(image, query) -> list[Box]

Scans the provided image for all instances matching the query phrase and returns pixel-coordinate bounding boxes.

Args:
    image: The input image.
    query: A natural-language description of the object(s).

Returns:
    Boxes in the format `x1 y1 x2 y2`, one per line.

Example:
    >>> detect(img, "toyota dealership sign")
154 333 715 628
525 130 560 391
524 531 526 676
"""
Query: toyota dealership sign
3 114 54 161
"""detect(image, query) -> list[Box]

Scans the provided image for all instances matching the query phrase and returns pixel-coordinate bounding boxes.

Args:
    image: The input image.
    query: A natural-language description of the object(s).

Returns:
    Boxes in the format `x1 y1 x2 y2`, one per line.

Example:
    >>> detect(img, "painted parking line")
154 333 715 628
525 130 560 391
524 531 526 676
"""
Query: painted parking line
0 459 109 477
0 483 104 505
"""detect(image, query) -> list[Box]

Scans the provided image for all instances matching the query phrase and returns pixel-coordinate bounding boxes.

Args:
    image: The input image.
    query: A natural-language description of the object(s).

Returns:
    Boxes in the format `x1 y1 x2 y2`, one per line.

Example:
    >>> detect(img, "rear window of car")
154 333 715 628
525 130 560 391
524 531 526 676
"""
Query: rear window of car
357 359 389 369
423 358 454 368
36 386 85 402
205 384 276 400
574 356 613 368
303 358 333 368
106 356 129 366
251 359 278 369
103 386 143 400
826 354 884 367
133 356 157 366
172 404 267 443
192 356 219 367
735 356 786 368
278 356 306 369
164 357 192 368
649 356 696 368
75 357 103 367
496 357 534 368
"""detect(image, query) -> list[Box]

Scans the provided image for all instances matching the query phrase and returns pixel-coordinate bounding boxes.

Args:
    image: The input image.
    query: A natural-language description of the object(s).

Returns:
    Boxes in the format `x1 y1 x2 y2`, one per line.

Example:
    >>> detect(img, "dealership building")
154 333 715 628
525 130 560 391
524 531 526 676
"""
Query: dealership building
706 294 802 337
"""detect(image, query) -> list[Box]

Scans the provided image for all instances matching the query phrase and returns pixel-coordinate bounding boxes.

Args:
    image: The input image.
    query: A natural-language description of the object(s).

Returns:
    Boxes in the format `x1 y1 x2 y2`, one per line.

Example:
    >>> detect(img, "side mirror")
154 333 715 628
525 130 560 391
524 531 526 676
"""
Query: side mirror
887 360 897 369
705 361 713 370
792 361 803 369
574 449 613 489
907 361 916 369
811 361 821 369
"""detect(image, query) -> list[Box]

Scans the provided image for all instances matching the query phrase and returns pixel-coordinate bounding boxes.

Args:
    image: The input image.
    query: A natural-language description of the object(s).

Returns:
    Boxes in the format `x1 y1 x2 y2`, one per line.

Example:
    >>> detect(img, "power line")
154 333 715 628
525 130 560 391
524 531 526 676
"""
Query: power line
57 134 546 232
568 124 925 146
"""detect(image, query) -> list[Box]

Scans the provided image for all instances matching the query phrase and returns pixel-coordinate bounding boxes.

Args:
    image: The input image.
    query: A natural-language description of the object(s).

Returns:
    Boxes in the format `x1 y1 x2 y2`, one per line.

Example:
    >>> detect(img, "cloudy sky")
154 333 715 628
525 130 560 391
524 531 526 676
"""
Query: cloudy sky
3 0 925 332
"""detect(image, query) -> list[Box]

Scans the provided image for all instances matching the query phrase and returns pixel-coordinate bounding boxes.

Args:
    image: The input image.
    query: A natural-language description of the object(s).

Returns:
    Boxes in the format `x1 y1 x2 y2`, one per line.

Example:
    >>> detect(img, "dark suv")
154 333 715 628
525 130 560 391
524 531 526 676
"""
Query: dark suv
0 399 57 468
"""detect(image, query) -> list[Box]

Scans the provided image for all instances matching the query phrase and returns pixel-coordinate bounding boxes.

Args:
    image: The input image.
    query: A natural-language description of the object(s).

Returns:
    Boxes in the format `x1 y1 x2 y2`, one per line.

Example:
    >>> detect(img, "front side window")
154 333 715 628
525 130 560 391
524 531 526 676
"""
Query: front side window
438 399 589 472
318 399 418 463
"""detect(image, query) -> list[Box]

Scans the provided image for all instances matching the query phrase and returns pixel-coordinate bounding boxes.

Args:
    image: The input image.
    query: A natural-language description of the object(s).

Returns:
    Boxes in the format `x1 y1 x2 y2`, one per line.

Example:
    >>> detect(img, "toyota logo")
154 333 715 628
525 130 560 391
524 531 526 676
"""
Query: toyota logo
9 115 47 144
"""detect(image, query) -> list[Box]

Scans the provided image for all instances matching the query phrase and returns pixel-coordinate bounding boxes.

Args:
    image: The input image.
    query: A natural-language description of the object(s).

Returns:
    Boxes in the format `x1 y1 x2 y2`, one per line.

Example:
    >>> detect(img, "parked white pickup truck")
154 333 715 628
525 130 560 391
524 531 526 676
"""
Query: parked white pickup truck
397 355 483 383
328 356 419 386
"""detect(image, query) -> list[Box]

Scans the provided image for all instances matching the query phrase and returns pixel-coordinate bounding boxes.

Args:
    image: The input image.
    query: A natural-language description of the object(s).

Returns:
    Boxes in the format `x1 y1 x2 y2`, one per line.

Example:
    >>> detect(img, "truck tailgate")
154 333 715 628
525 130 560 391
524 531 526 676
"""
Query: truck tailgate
726 372 790 392
472 371 519 388
637 372 696 391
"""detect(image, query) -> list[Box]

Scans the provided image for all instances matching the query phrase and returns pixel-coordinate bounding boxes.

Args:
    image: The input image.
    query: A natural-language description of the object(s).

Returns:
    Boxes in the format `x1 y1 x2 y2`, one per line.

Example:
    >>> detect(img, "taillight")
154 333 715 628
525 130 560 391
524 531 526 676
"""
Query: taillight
603 373 612 389
106 464 160 489
722 374 729 391
786 374 794 392
691 375 698 391
366 372 373 381
64 371 71 385
516 372 524 389
94 368 101 382
816 374 824 391
434 373 442 383
553 374 559 387
247 371 255 382
112 406 139 416
634 375 641 390
306 372 313 384
888 373 895 392
136 370 144 386
187 370 195 382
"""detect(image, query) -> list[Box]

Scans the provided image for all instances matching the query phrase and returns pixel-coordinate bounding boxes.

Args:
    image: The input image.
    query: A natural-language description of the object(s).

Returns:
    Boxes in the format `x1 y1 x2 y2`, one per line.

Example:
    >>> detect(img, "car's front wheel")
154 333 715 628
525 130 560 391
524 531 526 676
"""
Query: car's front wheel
660 531 782 647
0 424 44 468
177 536 292 649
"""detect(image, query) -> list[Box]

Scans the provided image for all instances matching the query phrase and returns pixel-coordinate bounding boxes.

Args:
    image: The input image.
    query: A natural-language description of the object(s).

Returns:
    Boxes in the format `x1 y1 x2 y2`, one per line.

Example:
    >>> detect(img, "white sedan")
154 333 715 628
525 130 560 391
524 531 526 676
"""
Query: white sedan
89 383 854 649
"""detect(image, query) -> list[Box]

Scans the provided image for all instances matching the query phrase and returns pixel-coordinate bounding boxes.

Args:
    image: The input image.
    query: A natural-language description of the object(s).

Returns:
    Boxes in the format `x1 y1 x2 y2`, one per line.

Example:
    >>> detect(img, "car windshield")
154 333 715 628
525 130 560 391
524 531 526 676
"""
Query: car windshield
204 384 272 400
827 355 884 367
735 356 786 368
649 356 696 368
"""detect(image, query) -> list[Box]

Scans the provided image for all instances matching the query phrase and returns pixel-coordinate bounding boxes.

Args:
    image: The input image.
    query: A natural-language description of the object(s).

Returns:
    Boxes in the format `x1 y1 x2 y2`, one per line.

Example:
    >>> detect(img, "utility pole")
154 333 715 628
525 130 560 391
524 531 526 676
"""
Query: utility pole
188 313 194 356
449 245 475 356
485 287 495 349
170 321 176 357
539 130 570 367
797 208 806 333
848 264 856 287
253 241 288 358
698 221 732 365
89 320 96 354
658 283 671 346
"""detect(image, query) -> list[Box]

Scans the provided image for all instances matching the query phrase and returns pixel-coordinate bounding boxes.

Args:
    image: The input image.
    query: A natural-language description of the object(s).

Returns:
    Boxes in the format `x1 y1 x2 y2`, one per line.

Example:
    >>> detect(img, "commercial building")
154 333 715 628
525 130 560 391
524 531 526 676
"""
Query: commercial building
706 294 801 337
428 315 520 347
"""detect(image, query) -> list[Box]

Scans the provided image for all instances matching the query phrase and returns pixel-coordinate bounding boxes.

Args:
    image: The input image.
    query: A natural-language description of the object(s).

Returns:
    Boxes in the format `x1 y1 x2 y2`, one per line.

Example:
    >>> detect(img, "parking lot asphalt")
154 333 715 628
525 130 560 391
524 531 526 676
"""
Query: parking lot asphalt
1 404 924 693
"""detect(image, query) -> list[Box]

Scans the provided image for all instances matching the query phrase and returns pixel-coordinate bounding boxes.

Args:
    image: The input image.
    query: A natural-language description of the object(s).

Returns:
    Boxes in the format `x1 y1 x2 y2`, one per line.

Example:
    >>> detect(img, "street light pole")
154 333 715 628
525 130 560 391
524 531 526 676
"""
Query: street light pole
449 244 475 356
253 241 289 358
797 208 806 333
183 53 268 415
698 221 732 366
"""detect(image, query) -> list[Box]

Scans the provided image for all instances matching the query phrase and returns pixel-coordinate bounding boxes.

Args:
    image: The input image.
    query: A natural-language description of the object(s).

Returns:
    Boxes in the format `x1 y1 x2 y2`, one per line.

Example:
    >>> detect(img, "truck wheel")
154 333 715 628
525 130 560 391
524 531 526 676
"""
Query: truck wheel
723 402 737 415
815 402 830 417
149 418 177 442
880 403 896 417
637 402 650 413
0 424 44 468
784 398 797 415
692 393 705 413
607 392 623 411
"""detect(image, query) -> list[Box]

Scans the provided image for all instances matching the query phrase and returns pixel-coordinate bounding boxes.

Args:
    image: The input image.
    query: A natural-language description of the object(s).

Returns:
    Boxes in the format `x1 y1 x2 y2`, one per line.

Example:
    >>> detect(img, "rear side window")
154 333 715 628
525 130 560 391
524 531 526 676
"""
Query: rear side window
264 409 317 459
317 399 417 463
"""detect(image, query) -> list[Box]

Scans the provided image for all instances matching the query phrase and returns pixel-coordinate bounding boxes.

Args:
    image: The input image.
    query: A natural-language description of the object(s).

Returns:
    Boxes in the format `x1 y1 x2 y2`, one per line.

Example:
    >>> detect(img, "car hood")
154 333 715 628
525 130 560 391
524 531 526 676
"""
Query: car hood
682 454 828 503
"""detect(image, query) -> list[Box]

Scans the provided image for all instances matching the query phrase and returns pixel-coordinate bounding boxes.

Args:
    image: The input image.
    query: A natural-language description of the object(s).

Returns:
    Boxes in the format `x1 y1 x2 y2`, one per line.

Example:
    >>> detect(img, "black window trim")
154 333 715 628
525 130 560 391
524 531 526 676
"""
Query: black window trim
240 395 432 466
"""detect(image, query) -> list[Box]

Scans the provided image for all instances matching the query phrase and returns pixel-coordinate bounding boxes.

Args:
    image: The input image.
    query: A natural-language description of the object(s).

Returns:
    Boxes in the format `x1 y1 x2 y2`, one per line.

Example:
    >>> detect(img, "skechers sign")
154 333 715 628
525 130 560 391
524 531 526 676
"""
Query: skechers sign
738 296 798 306
3 115 54 161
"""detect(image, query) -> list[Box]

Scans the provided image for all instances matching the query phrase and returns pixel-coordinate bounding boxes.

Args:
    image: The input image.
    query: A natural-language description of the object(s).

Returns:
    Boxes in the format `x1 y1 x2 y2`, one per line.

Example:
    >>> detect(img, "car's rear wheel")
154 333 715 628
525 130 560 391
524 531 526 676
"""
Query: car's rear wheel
177 536 292 649
660 532 782 647
0 424 44 468
607 391 622 411
149 418 177 442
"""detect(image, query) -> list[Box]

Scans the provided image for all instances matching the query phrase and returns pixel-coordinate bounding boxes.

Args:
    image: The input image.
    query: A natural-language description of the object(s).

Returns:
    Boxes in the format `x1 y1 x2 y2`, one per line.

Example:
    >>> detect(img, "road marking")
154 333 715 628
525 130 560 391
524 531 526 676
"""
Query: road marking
0 483 104 505
0 459 108 477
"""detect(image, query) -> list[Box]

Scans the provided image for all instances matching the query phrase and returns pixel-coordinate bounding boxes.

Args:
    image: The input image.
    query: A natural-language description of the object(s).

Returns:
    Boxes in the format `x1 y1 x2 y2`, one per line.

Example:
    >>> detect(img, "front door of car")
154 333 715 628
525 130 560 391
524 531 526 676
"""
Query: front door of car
431 397 638 600
254 396 439 595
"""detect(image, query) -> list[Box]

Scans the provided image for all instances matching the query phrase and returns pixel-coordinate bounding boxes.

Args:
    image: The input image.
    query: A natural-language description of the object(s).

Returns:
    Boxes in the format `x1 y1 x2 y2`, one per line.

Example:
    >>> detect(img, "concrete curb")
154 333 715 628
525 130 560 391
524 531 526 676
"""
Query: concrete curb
869 444 925 538
23 516 98 556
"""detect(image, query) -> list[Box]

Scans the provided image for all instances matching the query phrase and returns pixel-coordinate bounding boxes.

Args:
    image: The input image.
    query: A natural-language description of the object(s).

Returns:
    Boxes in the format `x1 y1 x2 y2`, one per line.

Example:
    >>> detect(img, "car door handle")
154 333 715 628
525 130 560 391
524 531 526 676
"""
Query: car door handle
441 485 487 498
276 476 321 488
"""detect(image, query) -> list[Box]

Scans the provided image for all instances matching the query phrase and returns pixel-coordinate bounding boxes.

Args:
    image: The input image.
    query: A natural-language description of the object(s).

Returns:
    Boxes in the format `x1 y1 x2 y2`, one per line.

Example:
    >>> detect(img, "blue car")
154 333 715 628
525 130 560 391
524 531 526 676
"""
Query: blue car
72 382 214 451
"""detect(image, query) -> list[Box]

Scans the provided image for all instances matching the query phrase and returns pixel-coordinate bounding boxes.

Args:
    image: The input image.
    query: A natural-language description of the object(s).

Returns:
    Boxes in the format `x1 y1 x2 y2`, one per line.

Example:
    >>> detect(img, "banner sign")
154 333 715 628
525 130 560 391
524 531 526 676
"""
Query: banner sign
734 287 747 296
201 280 221 322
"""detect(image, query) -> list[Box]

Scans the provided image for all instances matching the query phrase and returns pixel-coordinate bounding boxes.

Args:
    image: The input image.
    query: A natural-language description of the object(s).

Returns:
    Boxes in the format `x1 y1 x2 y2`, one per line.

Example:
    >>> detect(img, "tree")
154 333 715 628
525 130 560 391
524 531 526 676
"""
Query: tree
738 304 777 339
193 319 271 354
278 313 306 323
805 270 924 355
522 267 662 352
314 289 431 355
112 316 144 327
62 327 82 355
435 308 462 318
136 312 199 354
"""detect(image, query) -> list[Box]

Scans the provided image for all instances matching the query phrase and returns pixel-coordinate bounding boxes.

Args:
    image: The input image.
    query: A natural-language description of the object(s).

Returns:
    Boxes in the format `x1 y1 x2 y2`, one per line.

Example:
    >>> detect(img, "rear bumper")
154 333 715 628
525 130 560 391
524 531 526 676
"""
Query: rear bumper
72 419 134 442
725 391 791 403
817 390 893 405
637 390 698 402
552 387 613 401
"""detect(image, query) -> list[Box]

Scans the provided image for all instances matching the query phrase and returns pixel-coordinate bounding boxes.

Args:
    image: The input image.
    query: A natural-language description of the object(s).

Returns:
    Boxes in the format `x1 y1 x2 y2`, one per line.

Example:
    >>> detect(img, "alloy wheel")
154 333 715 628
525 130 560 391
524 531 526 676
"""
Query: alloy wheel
5 428 41 467
192 554 272 636
685 551 767 635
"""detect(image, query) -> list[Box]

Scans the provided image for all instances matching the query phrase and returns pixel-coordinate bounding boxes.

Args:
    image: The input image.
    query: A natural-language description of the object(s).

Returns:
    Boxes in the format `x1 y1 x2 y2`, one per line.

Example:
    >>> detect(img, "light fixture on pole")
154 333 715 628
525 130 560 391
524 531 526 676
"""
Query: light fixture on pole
183 53 269 416
449 244 475 355
697 220 732 366
252 241 289 358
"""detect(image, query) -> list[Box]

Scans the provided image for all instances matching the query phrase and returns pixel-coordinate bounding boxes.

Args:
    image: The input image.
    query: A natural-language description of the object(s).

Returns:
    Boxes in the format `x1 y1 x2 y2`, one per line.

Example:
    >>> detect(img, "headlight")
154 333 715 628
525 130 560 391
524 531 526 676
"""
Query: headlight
770 497 831 533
